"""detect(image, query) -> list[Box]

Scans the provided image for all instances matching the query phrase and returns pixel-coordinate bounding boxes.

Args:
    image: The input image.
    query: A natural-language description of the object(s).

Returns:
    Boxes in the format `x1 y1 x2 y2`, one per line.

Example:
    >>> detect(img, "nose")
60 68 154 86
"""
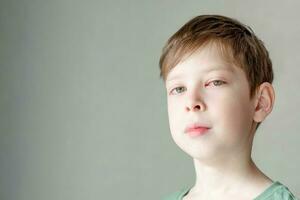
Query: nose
185 92 206 112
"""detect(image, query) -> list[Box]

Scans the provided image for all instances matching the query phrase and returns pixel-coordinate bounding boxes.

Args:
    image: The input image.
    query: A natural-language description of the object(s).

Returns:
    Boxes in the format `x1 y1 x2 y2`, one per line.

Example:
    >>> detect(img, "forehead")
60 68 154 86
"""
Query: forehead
166 43 237 82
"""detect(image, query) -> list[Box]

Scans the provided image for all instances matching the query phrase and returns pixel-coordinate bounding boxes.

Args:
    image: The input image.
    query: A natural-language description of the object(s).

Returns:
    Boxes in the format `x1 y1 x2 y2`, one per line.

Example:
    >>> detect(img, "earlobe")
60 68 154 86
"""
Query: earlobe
253 82 275 123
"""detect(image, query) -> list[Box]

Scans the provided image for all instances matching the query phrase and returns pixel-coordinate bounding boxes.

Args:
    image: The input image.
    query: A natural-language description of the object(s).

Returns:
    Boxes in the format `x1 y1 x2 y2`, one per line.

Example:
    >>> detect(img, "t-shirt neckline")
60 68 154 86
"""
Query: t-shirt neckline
179 181 283 200
253 181 282 199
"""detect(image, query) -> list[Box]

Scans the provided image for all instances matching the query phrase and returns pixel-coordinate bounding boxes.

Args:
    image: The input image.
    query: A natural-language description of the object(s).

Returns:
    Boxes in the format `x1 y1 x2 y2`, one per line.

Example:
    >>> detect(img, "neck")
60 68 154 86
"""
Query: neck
189 152 273 199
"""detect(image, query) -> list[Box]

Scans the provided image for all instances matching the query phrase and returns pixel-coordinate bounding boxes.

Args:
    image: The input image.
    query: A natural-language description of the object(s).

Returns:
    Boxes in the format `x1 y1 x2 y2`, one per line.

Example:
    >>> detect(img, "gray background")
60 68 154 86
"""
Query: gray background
1 0 299 199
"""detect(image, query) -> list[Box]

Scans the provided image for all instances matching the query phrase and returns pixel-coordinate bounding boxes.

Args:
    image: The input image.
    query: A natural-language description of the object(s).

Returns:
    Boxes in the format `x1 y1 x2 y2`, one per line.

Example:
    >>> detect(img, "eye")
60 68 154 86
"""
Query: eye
169 86 186 95
206 80 226 87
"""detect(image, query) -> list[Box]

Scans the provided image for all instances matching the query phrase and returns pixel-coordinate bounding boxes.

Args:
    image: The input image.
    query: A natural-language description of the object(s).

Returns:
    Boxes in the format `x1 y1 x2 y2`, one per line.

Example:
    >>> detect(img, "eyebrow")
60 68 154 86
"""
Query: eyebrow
166 67 233 82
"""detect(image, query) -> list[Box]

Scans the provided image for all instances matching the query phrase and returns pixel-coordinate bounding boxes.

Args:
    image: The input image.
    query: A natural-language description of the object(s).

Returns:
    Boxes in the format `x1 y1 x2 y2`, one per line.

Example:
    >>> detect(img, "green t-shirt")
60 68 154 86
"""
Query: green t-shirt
163 181 299 200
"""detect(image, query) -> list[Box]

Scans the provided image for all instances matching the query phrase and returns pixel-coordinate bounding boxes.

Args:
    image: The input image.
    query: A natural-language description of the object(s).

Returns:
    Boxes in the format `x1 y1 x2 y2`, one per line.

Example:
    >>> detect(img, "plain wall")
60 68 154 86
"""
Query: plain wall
1 0 299 199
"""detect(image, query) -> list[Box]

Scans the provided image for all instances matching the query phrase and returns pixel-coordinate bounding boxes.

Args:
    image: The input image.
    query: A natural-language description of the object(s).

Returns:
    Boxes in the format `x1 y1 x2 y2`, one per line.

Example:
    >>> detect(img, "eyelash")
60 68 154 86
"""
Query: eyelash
169 80 226 95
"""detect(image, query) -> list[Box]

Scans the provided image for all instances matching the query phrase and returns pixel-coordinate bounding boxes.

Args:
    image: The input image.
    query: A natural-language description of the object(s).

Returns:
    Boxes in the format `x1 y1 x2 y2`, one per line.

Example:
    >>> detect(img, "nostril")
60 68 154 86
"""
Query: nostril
194 105 201 110
186 103 204 112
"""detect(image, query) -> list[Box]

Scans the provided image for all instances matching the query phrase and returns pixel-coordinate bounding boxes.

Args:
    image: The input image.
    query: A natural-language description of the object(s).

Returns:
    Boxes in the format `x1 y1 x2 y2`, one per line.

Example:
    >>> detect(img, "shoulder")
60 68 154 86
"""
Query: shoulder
162 187 190 200
256 181 299 200
271 185 299 200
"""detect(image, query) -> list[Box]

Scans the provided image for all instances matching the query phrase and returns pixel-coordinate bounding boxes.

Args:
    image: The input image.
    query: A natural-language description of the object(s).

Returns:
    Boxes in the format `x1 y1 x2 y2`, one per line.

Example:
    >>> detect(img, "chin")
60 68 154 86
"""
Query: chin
176 142 212 158
177 139 222 160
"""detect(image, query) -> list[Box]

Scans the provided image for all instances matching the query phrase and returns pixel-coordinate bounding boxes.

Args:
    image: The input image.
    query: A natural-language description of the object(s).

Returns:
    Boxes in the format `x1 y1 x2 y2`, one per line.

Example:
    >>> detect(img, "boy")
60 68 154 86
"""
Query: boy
159 15 298 200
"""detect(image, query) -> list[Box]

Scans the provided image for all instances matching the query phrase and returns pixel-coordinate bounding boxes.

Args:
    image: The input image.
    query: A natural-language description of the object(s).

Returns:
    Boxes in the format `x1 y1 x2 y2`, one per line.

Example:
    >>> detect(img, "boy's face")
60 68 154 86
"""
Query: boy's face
165 43 257 163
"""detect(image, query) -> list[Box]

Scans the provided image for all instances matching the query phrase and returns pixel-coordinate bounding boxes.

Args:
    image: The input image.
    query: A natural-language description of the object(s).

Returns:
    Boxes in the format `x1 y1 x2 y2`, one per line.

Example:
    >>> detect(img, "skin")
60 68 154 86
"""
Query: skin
165 42 276 200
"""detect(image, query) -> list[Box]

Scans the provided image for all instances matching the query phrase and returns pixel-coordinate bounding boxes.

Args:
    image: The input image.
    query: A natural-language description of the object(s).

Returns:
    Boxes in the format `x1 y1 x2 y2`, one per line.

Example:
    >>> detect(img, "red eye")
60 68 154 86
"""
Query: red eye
207 80 226 87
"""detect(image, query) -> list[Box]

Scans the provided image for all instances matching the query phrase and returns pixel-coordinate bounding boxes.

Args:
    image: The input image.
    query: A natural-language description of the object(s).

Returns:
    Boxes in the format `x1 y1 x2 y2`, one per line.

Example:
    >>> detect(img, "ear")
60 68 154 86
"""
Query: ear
253 82 275 123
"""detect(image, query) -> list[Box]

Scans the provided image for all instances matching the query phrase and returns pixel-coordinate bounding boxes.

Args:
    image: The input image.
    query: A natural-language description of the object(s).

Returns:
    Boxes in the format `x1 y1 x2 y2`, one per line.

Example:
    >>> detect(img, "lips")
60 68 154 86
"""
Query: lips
184 123 211 136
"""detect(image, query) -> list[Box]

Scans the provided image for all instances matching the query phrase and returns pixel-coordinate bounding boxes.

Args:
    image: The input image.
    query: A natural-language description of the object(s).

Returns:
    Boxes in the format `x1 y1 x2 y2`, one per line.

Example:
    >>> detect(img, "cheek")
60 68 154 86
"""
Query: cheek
167 98 184 134
210 92 252 133
167 97 181 115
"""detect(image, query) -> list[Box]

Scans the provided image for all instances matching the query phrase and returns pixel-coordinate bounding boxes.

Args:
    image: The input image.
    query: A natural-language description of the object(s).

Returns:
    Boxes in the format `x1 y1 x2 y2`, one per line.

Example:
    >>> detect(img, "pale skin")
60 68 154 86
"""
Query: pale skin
165 42 275 200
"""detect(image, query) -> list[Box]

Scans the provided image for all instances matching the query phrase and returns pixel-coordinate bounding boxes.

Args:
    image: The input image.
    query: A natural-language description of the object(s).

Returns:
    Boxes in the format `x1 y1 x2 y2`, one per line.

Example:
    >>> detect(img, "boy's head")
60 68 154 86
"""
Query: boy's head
159 15 275 161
